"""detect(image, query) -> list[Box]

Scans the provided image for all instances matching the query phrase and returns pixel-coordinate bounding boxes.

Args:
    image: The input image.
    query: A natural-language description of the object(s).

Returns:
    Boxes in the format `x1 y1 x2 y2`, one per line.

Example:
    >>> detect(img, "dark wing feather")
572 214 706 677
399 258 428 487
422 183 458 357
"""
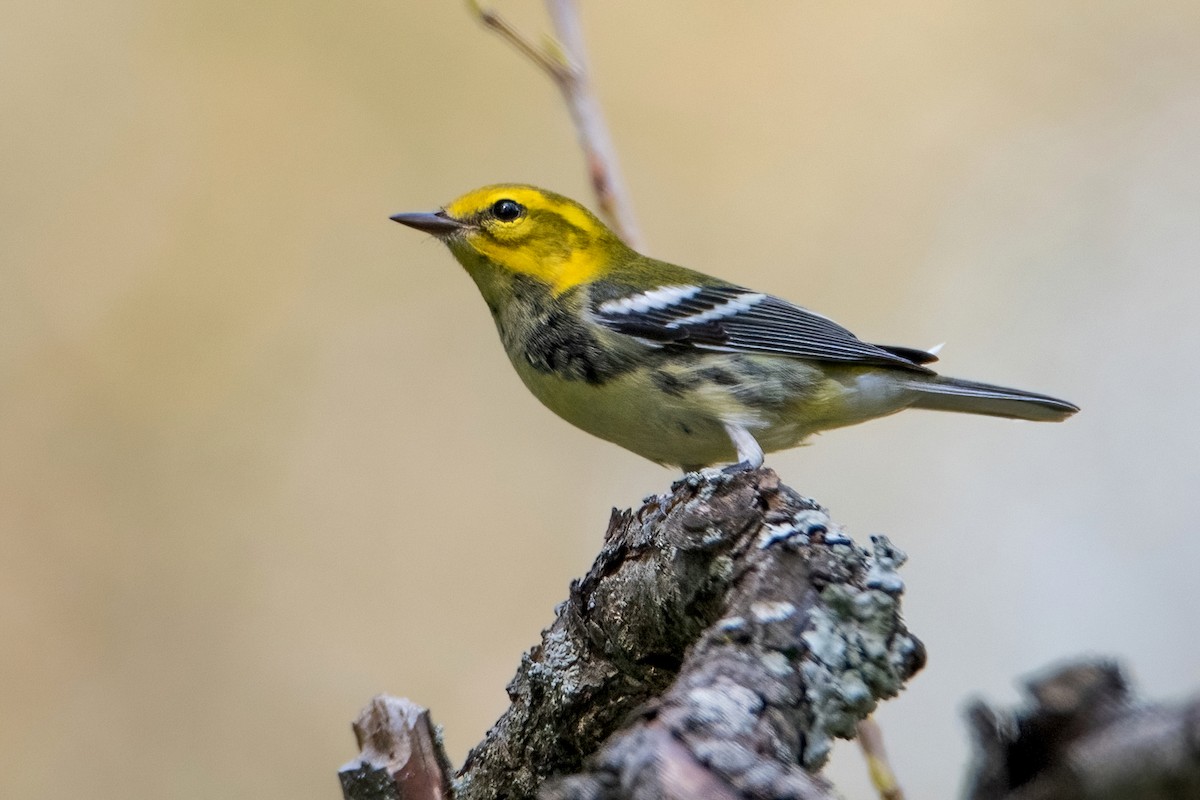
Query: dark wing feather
876 343 940 365
592 284 934 373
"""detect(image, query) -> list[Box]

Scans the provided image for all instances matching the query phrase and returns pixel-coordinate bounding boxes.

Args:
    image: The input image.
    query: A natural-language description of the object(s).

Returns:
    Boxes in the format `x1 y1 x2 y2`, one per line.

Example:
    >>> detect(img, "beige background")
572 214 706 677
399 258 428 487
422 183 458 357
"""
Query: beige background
4 2 1199 798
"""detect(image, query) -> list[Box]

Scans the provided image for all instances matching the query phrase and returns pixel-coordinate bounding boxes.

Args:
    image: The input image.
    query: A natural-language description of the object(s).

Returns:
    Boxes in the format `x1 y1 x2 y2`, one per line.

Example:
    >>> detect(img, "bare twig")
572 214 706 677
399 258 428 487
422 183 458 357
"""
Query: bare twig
542 0 641 248
467 1 568 79
467 1 643 248
857 717 905 800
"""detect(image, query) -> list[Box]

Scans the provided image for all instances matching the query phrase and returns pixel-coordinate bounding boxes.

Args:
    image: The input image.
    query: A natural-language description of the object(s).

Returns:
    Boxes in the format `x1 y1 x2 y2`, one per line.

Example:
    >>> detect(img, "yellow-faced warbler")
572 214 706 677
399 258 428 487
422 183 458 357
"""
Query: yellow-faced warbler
392 185 1077 471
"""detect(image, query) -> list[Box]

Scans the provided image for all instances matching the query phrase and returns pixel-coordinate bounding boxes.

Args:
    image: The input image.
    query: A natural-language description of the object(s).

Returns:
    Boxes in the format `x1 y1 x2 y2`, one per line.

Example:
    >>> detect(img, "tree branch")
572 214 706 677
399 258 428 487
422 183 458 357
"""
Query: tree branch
542 0 641 248
468 1 569 80
964 659 1200 800
342 468 924 799
467 1 642 248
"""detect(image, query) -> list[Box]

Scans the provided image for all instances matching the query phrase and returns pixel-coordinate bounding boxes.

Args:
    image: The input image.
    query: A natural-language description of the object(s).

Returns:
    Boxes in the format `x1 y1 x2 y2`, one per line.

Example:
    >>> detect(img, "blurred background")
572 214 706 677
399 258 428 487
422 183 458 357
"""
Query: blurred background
4 1 1199 797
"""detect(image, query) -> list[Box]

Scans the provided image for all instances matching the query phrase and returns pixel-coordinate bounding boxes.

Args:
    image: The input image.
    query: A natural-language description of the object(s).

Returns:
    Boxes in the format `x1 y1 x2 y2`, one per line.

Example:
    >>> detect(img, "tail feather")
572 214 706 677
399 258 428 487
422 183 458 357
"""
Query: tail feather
906 376 1079 422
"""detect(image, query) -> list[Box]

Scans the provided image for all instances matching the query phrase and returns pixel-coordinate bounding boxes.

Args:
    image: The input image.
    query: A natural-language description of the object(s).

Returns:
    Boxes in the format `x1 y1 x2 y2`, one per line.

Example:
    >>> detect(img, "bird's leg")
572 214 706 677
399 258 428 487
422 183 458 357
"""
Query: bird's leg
721 421 764 474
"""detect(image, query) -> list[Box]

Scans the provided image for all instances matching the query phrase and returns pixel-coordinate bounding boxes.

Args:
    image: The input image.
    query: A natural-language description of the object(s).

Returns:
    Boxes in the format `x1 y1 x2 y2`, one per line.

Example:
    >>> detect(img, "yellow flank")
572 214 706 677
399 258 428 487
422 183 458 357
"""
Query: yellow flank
507 352 884 468
391 184 1079 470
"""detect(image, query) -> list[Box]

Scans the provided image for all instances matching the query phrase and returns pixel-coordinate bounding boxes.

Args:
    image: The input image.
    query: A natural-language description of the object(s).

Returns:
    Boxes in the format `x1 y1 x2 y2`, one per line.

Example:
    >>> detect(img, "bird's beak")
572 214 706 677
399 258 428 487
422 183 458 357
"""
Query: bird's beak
389 210 465 236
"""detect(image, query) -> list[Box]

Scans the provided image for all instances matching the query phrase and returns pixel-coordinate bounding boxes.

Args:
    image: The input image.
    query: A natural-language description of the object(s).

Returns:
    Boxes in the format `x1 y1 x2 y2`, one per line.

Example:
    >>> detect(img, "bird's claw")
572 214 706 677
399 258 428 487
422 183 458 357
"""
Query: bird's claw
721 460 758 475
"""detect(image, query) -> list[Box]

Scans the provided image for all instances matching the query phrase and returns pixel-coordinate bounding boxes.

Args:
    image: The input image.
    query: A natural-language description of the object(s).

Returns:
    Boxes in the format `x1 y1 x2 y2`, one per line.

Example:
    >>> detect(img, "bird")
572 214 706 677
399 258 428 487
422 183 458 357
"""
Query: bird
391 184 1077 471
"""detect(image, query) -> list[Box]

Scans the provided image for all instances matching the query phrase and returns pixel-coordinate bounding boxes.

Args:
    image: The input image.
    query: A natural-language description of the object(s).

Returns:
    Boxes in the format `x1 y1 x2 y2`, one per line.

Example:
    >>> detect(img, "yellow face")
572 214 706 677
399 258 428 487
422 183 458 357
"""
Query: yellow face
441 184 618 294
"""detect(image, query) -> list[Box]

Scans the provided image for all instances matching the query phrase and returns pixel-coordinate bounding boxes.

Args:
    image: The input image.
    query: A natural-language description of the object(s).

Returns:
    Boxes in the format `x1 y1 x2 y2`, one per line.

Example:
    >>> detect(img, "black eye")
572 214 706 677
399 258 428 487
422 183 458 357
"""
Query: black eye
491 199 524 222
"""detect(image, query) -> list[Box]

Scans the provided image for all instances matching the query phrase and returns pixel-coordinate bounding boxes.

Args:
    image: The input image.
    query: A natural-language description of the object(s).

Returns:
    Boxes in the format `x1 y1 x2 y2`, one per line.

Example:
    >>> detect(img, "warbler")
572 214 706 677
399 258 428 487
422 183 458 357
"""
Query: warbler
391 185 1077 471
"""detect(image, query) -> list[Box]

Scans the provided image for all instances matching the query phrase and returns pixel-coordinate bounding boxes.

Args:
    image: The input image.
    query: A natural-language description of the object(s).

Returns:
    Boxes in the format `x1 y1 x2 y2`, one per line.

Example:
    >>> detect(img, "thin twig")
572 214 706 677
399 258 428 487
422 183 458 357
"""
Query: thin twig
467 1 643 248
543 0 642 248
467 1 568 80
856 717 905 800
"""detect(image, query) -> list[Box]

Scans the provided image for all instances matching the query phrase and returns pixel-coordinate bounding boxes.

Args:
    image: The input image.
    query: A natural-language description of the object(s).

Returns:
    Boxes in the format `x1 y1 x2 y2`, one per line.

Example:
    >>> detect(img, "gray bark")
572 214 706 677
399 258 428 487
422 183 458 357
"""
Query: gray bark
340 467 924 800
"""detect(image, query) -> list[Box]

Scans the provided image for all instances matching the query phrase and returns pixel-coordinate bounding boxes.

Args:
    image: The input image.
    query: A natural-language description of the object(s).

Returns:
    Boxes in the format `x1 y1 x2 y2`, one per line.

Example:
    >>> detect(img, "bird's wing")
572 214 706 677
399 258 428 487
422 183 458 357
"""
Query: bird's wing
590 283 936 372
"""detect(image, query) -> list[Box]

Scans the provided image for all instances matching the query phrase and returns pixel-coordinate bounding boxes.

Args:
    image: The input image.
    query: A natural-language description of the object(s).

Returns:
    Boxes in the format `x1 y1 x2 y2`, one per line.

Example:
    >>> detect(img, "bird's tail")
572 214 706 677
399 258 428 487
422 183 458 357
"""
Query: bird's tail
905 376 1079 422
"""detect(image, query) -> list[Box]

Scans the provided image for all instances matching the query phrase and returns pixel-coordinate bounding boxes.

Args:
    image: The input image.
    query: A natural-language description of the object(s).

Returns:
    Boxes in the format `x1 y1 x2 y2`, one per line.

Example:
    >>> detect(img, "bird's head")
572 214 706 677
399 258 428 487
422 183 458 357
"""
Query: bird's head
391 184 625 295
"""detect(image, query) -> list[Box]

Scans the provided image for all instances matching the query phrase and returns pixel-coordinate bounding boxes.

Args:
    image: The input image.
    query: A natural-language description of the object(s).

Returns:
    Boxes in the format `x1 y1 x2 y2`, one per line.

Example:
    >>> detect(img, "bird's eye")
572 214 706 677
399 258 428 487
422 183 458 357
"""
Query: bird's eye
491 199 524 222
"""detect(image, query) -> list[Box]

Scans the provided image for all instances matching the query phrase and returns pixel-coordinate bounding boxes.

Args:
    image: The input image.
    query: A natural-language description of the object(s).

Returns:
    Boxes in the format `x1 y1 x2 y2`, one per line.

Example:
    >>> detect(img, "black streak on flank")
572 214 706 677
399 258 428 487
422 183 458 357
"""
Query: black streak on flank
509 277 633 386
653 370 688 397
698 367 738 386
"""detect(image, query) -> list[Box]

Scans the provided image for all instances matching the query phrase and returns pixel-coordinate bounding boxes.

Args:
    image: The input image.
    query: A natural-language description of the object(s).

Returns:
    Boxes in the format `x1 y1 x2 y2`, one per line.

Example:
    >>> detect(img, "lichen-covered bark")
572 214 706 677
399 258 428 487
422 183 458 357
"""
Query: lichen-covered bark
539 472 923 800
341 468 924 800
453 468 923 800
339 474 1200 800
453 469 773 799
